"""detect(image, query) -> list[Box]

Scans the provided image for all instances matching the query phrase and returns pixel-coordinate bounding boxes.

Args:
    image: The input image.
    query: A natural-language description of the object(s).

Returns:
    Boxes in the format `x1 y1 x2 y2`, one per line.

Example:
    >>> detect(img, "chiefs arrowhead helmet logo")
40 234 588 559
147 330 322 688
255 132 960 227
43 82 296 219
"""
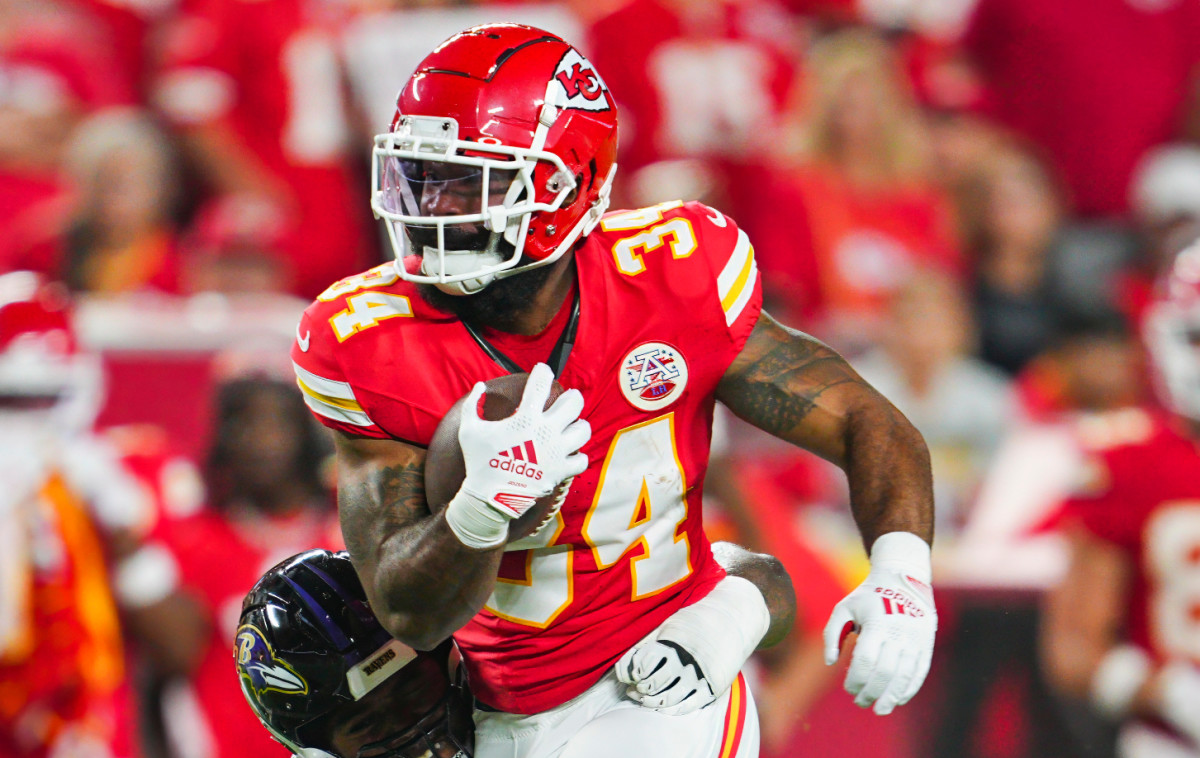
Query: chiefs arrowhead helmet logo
555 63 603 101
551 49 611 112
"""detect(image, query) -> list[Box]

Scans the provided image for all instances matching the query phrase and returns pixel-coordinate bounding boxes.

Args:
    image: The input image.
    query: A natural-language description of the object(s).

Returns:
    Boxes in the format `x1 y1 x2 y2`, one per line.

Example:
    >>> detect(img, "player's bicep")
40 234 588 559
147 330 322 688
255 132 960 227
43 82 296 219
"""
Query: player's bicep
717 310 876 464
333 430 430 573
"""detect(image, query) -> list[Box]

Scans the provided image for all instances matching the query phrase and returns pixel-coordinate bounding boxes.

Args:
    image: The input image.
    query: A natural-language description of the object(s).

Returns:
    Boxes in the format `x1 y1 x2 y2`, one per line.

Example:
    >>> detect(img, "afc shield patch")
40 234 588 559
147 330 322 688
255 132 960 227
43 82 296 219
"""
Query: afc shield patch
235 624 309 698
620 342 689 411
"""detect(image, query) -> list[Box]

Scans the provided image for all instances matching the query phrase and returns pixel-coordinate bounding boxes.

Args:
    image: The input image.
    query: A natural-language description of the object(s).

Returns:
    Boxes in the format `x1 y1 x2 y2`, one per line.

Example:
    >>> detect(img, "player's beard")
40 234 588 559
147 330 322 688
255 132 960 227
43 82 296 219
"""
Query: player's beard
416 259 556 332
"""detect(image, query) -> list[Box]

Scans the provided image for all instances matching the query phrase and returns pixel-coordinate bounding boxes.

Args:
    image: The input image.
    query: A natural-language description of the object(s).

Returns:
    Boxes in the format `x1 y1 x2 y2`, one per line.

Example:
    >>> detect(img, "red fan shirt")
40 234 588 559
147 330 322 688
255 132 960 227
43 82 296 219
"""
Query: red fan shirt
964 0 1200 217
155 0 369 298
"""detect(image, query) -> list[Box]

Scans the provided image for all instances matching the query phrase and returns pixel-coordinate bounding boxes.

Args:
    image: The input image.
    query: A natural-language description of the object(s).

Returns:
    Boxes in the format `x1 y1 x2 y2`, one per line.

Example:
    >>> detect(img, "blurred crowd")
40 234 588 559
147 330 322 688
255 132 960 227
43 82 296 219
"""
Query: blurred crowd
1 0 1199 756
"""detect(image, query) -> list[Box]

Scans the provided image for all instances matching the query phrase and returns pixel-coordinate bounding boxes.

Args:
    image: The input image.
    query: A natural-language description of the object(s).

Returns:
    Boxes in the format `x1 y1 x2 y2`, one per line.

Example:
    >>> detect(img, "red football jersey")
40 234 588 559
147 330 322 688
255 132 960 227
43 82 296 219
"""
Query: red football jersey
1060 410 1200 665
292 201 763 713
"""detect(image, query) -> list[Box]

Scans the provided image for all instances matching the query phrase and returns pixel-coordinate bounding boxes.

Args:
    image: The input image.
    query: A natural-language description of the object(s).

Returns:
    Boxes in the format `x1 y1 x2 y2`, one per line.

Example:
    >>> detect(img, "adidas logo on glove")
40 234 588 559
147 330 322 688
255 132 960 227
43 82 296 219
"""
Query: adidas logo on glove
489 440 545 481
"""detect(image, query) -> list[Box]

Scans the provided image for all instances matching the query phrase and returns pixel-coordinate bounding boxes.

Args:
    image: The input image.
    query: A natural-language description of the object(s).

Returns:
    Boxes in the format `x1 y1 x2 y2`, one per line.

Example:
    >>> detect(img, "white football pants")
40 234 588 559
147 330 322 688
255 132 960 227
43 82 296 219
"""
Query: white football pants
473 669 758 758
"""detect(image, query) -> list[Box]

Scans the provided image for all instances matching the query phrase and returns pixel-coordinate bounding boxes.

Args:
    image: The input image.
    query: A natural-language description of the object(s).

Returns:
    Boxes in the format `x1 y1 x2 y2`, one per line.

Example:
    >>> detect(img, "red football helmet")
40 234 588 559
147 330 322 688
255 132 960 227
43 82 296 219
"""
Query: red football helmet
1145 239 1200 421
0 271 100 423
372 24 618 295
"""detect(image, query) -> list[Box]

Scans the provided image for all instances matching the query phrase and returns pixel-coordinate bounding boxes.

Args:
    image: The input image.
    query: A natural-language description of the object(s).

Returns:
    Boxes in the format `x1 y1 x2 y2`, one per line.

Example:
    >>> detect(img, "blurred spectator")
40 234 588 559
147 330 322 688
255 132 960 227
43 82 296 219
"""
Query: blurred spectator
962 138 1065 375
586 0 801 211
0 271 197 758
853 270 1015 536
180 194 293 295
962 0 1200 218
153 0 372 299
0 2 133 274
11 108 184 293
62 0 179 101
152 374 339 758
942 309 1145 588
749 28 961 342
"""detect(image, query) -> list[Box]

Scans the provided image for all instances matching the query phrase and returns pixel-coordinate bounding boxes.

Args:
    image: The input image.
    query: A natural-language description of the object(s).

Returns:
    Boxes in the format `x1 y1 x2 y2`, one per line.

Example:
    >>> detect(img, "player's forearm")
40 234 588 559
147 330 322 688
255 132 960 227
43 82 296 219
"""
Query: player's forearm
365 517 504 650
711 541 796 648
842 398 934 547
336 440 503 649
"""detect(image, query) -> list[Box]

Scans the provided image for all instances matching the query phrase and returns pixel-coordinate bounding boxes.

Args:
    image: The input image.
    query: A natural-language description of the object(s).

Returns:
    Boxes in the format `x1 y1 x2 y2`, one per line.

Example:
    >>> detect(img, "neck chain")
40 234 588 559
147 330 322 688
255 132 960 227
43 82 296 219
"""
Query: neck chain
460 287 581 376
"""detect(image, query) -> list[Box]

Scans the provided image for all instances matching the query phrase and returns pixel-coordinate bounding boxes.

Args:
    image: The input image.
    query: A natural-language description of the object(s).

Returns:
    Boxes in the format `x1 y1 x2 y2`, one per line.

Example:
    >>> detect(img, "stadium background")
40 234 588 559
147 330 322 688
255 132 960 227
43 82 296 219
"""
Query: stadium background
1 0 1199 756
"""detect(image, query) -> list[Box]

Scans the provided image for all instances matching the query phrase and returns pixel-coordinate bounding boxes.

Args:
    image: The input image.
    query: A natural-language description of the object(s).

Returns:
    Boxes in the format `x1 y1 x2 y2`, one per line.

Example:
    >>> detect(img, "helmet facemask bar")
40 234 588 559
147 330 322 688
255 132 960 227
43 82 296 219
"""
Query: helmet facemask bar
371 115 577 292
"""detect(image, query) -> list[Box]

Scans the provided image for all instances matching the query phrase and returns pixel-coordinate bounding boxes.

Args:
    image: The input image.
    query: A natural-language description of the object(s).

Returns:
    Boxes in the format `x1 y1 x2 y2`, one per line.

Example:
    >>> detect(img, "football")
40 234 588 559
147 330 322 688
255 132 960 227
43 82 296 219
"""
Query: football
425 373 567 543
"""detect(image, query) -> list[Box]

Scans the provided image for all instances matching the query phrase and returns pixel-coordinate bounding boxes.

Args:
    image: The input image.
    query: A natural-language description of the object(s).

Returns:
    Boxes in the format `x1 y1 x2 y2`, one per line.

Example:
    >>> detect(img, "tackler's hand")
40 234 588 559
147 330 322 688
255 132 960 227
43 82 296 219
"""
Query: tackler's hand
616 575 769 716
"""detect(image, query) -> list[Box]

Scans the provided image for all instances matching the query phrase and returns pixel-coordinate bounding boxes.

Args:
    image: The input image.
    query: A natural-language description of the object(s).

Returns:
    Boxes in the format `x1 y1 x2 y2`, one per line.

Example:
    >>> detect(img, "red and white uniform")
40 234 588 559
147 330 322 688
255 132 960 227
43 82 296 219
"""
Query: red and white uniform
1062 411 1200 664
293 201 763 714
0 432 159 758
1060 410 1200 747
586 0 797 174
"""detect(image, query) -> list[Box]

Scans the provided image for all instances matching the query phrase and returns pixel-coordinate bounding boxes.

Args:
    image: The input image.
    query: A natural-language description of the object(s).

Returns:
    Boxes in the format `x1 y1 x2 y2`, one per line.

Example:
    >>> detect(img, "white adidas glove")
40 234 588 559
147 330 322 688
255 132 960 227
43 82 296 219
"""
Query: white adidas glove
445 363 590 550
1158 662 1200 747
823 532 937 715
616 575 769 716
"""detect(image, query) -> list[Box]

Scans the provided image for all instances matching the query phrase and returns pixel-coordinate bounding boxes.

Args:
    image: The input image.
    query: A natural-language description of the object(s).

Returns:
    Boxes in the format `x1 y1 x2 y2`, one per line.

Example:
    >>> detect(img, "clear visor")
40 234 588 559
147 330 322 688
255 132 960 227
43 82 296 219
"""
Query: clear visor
379 159 523 223
371 125 575 286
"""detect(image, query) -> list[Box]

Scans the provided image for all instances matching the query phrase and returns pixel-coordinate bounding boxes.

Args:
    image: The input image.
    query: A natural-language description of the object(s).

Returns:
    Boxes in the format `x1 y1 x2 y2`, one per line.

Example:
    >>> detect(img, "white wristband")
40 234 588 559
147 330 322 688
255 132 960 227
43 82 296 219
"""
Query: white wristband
444 489 508 550
1090 644 1152 719
869 532 932 583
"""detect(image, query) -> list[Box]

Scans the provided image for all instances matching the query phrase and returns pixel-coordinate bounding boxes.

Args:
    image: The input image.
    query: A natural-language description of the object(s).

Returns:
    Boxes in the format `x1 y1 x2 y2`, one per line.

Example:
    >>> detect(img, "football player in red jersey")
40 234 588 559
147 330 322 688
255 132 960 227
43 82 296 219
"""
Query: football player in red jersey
291 24 935 757
0 272 200 758
1042 241 1200 758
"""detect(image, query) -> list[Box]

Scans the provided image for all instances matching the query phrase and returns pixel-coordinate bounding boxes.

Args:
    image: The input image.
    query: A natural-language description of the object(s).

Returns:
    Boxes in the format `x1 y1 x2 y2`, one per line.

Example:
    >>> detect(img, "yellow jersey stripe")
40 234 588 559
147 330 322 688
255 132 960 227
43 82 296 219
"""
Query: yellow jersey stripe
717 230 753 298
295 377 364 413
720 244 756 313
723 260 758 327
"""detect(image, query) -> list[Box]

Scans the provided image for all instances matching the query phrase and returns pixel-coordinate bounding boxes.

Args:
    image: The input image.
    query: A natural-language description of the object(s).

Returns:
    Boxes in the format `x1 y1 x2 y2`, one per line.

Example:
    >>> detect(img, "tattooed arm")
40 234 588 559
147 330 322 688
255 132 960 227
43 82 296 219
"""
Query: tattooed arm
717 311 933 547
333 430 504 650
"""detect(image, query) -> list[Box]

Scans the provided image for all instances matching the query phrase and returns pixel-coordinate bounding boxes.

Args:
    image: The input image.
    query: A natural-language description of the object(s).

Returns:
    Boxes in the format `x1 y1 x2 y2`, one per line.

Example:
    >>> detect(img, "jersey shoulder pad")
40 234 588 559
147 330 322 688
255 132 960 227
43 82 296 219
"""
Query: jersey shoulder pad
292 263 423 439
1062 410 1174 522
1072 407 1161 454
594 201 759 328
